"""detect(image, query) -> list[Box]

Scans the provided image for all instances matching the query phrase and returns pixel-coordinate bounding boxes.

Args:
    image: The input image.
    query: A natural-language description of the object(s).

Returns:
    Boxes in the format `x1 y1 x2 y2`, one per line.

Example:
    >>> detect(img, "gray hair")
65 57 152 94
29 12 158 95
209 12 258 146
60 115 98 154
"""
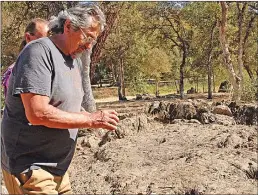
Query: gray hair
48 4 106 34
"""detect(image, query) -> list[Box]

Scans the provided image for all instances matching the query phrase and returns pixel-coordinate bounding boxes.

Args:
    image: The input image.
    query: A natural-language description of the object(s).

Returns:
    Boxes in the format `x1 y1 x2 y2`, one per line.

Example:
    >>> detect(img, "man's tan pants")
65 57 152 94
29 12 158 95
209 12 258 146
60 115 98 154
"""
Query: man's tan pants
2 168 72 194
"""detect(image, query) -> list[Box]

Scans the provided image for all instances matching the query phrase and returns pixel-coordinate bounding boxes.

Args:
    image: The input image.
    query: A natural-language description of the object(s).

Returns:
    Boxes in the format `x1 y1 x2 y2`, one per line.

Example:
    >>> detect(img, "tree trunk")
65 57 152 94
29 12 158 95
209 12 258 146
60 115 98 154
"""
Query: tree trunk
118 58 126 100
236 2 247 99
243 14 256 80
99 78 102 87
212 67 216 93
111 62 117 85
207 21 216 99
174 80 179 94
155 80 159 97
197 77 199 93
117 82 123 101
207 61 212 98
121 58 126 98
81 49 96 113
244 64 254 80
179 48 187 99
219 2 241 101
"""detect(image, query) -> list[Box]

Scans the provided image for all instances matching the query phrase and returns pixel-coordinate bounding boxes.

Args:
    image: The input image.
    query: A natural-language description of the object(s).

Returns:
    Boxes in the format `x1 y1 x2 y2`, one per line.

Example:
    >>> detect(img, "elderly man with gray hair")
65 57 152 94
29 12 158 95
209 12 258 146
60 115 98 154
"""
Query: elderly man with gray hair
1 4 119 194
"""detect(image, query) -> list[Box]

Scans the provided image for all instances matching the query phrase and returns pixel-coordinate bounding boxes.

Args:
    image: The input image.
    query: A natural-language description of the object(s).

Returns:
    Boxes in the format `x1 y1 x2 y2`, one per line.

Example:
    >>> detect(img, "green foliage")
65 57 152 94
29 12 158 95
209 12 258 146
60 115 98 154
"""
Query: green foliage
128 79 148 94
1 2 257 102
95 62 109 81
183 2 221 79
103 2 159 88
241 79 257 102
1 2 77 69
128 82 176 96
141 48 171 80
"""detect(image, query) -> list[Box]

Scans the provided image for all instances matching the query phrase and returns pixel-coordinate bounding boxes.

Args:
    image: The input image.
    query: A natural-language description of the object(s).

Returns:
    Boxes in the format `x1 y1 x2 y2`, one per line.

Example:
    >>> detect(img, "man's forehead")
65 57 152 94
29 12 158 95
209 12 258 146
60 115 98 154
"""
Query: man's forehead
82 21 101 33
81 16 101 30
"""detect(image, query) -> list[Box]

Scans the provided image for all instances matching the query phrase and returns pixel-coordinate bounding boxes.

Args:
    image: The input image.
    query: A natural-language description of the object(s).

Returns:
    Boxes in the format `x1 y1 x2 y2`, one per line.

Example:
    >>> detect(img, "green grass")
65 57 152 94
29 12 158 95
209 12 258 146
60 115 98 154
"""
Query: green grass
134 81 220 96
92 81 223 100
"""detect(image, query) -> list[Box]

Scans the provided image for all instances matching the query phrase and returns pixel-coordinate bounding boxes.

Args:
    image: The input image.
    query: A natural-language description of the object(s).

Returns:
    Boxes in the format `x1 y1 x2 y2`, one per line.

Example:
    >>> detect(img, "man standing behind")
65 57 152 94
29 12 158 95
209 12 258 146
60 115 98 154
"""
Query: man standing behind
1 18 49 98
1 4 119 194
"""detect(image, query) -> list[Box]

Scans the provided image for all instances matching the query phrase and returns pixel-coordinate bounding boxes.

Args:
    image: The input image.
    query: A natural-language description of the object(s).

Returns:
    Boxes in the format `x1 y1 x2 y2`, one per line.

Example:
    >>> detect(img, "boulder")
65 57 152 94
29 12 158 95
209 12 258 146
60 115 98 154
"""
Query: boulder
171 119 201 125
136 94 142 100
199 112 216 124
188 119 202 124
228 102 258 125
187 87 196 94
169 102 197 120
212 105 233 116
171 119 186 124
136 93 154 100
148 101 161 115
239 105 258 125
146 100 257 126
218 80 230 92
142 93 154 100
195 101 211 118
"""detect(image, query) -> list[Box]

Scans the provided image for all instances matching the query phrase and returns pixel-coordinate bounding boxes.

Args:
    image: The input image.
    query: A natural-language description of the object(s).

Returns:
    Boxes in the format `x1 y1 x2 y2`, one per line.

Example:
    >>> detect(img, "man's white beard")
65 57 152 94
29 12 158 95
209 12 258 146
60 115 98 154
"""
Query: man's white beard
71 52 83 59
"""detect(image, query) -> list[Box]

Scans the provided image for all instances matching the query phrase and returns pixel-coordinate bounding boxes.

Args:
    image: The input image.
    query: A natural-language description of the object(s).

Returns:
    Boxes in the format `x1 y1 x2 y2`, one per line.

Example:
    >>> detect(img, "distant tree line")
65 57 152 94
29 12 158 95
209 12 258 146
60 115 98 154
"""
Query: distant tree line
1 2 257 101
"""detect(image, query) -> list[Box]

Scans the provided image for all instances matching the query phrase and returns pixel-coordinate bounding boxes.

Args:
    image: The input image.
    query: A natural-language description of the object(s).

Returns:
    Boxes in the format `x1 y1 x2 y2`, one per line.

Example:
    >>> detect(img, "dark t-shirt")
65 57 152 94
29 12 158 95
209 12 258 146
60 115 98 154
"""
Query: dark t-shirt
1 37 84 176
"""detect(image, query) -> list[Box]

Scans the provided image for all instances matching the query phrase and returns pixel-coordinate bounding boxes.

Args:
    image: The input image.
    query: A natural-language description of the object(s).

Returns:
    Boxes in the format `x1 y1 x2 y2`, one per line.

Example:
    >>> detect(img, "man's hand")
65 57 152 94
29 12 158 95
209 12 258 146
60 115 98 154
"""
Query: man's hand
21 93 119 130
86 110 119 131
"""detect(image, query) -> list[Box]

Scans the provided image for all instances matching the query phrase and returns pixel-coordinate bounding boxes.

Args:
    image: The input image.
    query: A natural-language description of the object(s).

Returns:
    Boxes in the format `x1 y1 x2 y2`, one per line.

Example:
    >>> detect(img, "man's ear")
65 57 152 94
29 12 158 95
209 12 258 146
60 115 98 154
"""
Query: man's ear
25 32 32 43
64 19 71 34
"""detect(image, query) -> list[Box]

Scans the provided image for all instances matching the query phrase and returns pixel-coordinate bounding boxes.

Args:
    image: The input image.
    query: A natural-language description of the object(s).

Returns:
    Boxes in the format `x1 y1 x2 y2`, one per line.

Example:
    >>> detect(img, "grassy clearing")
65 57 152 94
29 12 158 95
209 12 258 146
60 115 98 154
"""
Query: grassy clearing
92 81 222 100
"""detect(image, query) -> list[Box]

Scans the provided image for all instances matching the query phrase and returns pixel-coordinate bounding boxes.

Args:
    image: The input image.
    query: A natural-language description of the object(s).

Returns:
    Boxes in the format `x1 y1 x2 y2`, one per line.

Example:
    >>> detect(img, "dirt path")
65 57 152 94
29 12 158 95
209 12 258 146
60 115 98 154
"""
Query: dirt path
95 96 135 103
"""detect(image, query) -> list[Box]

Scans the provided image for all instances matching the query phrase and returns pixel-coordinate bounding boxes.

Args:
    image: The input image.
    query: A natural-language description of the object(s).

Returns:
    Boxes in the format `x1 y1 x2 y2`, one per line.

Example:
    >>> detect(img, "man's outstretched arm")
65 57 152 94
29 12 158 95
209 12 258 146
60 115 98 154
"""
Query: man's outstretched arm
21 93 119 131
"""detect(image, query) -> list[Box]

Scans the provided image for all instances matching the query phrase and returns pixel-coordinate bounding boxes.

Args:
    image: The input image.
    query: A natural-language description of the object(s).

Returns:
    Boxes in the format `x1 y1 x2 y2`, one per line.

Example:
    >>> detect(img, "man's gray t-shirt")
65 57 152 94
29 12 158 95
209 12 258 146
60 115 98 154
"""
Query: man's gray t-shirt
1 37 84 176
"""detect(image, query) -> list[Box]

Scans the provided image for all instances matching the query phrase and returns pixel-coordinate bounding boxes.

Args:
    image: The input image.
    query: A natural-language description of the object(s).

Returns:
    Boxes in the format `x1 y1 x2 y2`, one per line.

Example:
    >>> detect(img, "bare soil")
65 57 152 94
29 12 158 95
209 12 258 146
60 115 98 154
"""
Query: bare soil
1 94 257 194
69 95 258 194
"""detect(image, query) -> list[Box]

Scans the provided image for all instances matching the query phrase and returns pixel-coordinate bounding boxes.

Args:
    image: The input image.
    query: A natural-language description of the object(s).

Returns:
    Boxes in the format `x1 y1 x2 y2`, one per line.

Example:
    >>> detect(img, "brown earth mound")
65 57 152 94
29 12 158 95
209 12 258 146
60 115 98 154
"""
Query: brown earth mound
69 98 257 194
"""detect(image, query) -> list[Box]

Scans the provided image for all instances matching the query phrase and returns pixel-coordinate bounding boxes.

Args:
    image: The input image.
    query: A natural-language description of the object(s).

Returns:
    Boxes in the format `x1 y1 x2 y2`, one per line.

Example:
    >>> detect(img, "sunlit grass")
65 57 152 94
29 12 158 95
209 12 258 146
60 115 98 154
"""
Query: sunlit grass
92 81 222 100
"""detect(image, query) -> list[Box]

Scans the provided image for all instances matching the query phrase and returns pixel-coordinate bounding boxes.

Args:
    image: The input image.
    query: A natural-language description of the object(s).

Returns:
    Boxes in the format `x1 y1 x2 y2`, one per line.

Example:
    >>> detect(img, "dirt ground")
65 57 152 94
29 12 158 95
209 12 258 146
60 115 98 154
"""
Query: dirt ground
1 94 257 194
69 95 258 195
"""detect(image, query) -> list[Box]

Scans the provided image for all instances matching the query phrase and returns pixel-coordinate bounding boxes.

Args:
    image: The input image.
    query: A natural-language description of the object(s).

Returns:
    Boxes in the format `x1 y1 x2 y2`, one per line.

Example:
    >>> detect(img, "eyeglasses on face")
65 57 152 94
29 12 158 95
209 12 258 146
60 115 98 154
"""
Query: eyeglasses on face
79 27 97 45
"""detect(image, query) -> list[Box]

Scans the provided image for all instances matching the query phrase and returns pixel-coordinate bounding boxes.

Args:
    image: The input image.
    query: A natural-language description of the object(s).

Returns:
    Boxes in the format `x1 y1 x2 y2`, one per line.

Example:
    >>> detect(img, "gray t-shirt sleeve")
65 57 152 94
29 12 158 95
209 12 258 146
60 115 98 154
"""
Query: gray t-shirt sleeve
12 42 53 97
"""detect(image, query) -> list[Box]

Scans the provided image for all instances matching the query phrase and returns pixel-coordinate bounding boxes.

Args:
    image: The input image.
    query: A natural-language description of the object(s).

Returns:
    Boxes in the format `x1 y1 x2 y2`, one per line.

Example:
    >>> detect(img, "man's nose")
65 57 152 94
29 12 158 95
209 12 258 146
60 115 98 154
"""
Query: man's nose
85 42 93 49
